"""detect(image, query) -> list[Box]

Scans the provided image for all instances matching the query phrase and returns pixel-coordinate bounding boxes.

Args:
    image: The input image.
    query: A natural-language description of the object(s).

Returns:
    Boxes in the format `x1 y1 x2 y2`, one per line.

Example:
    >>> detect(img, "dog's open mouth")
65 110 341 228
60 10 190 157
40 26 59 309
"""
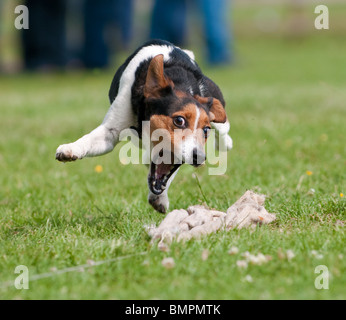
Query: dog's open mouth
148 151 182 195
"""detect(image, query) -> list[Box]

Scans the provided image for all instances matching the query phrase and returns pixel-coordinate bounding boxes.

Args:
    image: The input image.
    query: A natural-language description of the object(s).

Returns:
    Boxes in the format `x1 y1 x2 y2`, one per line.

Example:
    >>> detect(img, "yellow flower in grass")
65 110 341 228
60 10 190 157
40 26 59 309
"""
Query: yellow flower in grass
340 193 344 198
94 165 103 173
320 134 328 142
306 170 313 176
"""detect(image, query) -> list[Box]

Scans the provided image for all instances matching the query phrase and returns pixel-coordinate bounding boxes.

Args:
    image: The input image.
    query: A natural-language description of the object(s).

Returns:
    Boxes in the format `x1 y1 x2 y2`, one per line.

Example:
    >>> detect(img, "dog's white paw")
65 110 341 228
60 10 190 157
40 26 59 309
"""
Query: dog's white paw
55 144 83 162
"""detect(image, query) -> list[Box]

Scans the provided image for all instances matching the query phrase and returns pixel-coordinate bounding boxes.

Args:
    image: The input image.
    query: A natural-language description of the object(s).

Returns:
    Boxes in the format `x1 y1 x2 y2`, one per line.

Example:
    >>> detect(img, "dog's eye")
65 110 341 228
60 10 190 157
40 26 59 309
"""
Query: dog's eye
173 116 186 128
203 126 211 138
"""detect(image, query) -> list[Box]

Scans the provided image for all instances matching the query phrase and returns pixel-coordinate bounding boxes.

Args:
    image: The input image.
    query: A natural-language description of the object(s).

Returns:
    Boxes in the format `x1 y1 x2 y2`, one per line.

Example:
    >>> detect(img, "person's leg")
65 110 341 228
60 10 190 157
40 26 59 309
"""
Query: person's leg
116 0 134 47
23 0 67 70
199 0 232 64
83 0 114 68
150 0 187 46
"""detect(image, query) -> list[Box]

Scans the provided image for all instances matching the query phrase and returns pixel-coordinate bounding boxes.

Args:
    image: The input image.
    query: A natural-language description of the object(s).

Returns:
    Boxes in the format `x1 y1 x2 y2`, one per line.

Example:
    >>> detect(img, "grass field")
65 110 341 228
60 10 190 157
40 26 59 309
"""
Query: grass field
0 6 345 300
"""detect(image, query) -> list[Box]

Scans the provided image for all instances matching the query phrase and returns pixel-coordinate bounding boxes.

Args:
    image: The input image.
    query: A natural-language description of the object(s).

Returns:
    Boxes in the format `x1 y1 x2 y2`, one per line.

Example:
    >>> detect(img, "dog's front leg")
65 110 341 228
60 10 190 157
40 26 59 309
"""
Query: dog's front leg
56 98 136 162
148 168 180 213
55 124 119 162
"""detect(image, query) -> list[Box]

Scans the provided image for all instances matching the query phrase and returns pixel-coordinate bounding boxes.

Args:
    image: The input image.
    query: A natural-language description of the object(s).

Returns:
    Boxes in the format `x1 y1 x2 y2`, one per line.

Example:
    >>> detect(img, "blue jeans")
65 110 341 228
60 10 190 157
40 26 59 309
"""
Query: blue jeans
199 0 232 64
150 0 187 46
149 0 232 64
83 0 133 68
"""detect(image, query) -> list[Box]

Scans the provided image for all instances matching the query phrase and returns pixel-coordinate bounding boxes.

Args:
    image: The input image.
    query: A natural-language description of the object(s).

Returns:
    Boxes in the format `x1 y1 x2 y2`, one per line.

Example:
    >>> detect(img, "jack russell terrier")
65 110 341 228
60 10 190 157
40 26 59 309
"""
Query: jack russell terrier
56 39 232 213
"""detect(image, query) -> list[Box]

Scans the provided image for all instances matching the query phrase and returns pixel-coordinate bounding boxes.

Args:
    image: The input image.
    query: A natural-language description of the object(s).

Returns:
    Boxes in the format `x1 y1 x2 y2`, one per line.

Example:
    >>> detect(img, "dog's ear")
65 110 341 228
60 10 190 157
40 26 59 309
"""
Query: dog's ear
194 95 227 123
144 54 174 98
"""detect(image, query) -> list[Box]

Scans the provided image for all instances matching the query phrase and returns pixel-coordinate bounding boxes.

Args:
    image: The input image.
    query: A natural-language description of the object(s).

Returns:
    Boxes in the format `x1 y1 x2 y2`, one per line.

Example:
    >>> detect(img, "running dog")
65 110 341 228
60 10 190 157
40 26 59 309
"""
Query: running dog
56 40 232 213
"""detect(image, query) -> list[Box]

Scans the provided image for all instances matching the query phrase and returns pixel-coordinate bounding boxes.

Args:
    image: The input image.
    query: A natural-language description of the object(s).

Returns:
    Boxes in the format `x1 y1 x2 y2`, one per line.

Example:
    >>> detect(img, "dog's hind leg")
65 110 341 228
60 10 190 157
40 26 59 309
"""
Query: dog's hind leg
55 98 136 162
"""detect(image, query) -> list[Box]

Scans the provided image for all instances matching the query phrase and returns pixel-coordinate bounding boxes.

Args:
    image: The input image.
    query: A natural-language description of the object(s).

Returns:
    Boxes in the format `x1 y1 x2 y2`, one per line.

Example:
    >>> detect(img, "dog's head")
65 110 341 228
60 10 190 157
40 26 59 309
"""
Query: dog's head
144 54 227 195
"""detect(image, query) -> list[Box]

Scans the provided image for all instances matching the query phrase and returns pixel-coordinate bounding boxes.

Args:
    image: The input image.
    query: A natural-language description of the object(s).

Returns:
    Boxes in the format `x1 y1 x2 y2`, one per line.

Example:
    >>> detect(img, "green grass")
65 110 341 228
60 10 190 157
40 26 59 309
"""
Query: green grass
0 20 345 299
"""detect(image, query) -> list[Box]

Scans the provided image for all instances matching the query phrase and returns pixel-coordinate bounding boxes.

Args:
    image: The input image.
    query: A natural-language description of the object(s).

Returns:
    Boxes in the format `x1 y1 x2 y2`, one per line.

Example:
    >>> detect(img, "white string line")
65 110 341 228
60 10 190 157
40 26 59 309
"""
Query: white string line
0 251 148 289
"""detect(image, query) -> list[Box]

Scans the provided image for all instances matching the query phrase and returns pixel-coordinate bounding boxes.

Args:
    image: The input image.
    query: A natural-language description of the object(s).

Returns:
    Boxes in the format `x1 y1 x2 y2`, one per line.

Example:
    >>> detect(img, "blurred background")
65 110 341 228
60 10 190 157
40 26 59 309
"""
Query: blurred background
2 0 233 72
1 0 345 73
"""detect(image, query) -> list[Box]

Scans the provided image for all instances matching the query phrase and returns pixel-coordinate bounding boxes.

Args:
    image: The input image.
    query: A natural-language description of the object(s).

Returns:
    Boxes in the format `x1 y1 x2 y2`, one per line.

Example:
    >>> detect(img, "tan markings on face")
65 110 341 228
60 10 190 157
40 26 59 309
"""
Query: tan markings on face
150 104 211 159
150 114 175 151
172 103 198 131
172 103 211 147
196 109 211 133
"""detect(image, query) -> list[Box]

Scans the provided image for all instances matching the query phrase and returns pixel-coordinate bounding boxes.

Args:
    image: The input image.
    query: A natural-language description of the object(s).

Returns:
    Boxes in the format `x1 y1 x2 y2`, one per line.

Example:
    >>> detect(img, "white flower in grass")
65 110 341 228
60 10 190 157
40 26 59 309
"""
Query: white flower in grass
142 259 150 266
242 251 251 260
162 257 175 269
257 253 269 264
243 275 253 283
249 253 270 265
311 250 323 260
228 246 239 255
201 249 209 261
236 260 248 269
311 250 318 257
286 249 295 260
239 251 272 266
248 255 261 265
307 188 315 195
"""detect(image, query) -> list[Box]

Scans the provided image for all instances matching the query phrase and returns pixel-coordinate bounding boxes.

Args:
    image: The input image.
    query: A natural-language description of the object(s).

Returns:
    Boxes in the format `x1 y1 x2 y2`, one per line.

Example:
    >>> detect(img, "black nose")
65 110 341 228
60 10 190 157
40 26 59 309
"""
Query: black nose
192 148 206 167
